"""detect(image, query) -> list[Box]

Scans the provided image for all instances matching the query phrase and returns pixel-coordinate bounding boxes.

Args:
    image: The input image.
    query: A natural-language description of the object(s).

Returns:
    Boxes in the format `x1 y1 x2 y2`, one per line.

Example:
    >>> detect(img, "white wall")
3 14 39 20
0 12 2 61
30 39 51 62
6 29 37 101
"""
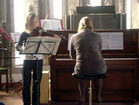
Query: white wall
131 0 139 28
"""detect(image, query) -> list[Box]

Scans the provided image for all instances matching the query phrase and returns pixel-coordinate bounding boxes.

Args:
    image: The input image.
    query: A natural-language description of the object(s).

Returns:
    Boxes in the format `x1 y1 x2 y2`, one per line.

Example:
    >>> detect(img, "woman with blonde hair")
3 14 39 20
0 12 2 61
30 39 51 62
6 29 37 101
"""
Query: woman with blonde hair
69 16 107 105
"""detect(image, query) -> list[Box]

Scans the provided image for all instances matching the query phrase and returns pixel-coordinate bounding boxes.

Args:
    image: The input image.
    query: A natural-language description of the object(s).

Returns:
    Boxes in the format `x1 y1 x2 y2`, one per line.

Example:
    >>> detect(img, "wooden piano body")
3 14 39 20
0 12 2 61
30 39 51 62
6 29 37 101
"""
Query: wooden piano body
49 29 139 102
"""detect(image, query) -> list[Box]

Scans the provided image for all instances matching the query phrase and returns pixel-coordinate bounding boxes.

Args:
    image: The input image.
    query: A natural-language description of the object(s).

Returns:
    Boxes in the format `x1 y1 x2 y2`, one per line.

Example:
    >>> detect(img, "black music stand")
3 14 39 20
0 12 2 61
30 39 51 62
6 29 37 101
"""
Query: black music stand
20 36 61 104
21 36 61 55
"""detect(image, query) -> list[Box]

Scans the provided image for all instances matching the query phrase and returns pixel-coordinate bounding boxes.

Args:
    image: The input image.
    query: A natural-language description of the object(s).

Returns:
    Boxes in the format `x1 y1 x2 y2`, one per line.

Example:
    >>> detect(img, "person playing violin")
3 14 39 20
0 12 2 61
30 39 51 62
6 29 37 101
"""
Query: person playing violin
16 12 57 105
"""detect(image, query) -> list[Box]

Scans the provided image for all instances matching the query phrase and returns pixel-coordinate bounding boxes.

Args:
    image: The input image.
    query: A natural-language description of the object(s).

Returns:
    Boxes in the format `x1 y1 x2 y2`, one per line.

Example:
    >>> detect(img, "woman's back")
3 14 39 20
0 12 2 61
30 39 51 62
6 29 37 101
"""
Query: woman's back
71 29 107 75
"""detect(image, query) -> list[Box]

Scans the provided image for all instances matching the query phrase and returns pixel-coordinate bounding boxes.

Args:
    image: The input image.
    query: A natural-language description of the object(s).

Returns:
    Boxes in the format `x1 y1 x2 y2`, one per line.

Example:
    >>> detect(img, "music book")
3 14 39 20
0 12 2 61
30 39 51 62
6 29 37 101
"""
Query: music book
10 32 21 43
41 19 63 31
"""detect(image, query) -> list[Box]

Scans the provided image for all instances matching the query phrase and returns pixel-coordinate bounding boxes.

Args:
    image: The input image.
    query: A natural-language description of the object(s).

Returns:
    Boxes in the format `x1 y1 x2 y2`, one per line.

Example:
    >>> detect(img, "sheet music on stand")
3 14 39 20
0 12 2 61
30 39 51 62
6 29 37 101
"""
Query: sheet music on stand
21 36 61 55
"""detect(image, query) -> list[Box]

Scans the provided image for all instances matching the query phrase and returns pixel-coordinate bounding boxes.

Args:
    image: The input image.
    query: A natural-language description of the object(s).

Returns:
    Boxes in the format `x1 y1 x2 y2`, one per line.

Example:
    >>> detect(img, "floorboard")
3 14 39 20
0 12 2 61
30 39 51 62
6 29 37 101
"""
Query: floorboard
0 90 138 105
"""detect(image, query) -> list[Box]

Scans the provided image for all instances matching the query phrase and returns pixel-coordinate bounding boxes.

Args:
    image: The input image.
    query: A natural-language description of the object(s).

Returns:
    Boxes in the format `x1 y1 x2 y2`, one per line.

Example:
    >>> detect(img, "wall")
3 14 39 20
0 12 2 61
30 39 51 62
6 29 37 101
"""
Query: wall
0 0 14 33
68 0 79 15
24 0 36 17
101 0 114 6
131 0 139 28
39 0 50 19
62 0 79 29
62 0 68 29
114 0 126 13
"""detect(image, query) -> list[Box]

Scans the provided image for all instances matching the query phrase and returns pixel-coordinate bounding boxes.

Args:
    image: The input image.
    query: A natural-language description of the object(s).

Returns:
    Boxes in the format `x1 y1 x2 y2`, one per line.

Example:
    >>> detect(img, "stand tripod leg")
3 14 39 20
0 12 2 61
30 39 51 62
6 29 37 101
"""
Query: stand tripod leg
0 75 1 89
89 80 92 105
36 58 39 105
6 70 8 92
33 58 39 105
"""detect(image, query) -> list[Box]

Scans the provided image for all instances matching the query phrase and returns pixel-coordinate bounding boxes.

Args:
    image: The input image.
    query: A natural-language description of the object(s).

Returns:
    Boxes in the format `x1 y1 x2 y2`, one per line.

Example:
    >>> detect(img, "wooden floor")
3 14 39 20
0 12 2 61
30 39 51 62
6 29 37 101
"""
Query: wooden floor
0 90 22 105
0 90 139 105
45 102 138 105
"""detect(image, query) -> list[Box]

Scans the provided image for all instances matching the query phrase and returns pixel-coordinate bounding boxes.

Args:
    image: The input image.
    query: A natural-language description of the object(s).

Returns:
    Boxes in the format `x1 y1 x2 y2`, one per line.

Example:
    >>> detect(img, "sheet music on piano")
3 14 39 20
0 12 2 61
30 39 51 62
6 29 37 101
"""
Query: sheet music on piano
99 32 123 50
67 32 124 51
67 33 73 51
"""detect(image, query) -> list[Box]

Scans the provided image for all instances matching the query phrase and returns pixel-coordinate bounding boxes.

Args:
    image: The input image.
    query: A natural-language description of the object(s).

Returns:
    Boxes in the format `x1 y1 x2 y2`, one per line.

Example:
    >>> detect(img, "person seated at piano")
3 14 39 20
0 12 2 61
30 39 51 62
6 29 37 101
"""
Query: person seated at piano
69 16 107 105
16 12 58 105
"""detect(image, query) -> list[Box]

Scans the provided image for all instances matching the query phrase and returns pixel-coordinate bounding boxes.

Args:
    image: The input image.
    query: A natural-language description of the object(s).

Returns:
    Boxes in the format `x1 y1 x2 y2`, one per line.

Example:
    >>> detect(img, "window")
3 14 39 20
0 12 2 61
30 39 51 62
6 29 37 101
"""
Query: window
90 0 101 6
53 0 62 19
14 0 25 66
126 0 131 29
14 0 24 32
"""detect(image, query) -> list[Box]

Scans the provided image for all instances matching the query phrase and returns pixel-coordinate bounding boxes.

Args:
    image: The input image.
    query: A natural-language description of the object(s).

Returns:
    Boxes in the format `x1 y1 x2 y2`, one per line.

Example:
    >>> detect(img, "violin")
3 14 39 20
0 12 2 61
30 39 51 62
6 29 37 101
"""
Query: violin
31 27 54 37
31 27 66 39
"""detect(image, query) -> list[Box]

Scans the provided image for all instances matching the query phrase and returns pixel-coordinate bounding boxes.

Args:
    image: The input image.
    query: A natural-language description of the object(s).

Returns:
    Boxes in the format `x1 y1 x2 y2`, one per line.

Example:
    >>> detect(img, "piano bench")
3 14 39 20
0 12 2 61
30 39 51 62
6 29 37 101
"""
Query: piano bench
72 73 107 105
0 67 8 92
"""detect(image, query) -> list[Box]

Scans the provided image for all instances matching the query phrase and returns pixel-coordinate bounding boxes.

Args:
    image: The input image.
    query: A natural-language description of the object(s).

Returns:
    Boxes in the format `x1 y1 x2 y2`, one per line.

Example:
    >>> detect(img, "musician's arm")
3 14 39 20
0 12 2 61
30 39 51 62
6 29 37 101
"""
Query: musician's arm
98 34 102 52
16 32 28 52
44 31 54 37
69 36 76 59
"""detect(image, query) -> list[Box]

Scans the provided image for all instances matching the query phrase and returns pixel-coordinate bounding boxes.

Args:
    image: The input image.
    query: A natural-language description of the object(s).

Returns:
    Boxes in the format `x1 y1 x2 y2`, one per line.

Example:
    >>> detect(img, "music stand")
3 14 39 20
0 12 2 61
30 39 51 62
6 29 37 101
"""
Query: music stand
21 36 61 55
20 36 61 104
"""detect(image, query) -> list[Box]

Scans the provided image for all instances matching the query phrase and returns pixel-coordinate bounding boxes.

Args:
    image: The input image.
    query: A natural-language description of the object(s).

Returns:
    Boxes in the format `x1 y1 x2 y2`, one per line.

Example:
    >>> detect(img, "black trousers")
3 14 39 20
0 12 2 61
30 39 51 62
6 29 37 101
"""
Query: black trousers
22 60 43 105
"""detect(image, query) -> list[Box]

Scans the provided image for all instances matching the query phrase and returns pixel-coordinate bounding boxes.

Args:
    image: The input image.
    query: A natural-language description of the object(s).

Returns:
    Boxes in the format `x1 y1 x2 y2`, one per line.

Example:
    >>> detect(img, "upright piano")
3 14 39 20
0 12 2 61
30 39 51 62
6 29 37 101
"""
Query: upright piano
49 29 139 102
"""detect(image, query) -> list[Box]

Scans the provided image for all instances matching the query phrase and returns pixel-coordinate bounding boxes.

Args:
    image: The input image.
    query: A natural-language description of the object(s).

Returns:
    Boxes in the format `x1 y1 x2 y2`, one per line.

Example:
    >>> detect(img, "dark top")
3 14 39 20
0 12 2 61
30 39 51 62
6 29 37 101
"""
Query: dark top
18 32 29 46
69 29 107 75
17 31 54 47
16 32 43 60
0 102 5 105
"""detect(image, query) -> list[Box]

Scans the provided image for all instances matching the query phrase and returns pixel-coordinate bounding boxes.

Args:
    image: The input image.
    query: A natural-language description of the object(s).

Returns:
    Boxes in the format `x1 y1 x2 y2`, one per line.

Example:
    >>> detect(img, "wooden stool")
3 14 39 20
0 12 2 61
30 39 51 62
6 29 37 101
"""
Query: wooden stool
72 73 106 105
0 67 8 92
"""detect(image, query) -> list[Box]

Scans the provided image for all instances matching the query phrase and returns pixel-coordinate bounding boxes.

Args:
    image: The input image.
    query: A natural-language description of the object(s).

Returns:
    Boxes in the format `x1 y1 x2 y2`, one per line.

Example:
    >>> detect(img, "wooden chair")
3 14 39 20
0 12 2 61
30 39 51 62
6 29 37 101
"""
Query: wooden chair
72 73 106 105
0 67 8 92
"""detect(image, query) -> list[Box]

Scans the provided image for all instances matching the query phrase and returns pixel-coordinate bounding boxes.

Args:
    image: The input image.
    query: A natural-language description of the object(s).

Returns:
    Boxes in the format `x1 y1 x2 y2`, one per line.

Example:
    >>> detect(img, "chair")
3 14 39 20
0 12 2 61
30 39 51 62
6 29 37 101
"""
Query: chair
72 73 106 105
0 67 8 92
13 80 23 98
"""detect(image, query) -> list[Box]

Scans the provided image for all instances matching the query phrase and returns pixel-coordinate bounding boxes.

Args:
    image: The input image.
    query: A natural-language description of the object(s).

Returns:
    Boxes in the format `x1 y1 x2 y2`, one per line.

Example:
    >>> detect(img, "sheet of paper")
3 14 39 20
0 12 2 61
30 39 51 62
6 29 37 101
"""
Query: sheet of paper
109 32 123 50
99 32 123 50
23 37 41 54
67 33 74 51
99 32 110 50
22 36 61 55
10 32 21 43
40 37 61 55
41 19 63 31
